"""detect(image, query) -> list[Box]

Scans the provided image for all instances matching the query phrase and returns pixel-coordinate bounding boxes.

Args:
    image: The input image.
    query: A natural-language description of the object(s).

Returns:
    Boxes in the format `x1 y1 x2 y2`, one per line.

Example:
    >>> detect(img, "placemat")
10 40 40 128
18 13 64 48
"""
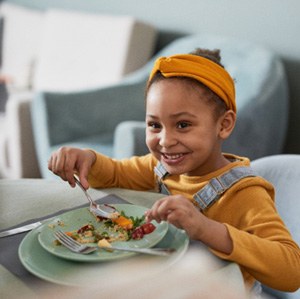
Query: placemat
0 194 129 288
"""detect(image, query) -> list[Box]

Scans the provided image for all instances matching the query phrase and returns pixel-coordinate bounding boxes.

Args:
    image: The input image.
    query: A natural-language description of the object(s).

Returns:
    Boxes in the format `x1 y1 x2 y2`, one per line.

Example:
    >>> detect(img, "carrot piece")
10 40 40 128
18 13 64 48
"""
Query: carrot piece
113 216 133 230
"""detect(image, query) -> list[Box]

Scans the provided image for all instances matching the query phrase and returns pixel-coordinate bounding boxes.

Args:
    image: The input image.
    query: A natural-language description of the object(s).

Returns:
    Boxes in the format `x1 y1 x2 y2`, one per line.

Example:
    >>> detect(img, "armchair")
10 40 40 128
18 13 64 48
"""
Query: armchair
32 79 147 178
252 155 300 299
32 34 289 178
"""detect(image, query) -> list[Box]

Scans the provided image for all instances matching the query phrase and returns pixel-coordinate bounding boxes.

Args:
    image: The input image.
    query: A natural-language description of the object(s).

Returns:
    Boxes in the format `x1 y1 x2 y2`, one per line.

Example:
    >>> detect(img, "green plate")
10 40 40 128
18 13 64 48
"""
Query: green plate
19 221 189 286
37 204 168 262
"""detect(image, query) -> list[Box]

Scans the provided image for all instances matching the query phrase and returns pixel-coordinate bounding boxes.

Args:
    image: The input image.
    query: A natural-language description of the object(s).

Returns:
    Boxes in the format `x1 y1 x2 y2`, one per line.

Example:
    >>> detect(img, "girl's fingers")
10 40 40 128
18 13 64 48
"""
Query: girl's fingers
47 148 95 189
78 164 90 190
147 197 174 222
147 195 201 234
63 153 77 186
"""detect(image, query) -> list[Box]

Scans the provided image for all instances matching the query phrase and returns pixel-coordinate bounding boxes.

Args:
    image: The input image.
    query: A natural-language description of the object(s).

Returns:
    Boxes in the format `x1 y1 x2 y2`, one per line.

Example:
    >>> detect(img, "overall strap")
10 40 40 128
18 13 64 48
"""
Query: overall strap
154 162 170 195
194 166 255 211
154 162 168 179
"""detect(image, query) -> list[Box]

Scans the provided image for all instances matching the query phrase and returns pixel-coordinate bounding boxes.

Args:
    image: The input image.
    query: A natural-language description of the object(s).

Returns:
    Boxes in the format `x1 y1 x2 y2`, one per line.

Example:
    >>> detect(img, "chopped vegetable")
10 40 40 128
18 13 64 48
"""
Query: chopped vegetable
77 223 94 234
131 227 144 240
141 223 156 234
55 208 156 247
131 223 156 239
112 215 133 230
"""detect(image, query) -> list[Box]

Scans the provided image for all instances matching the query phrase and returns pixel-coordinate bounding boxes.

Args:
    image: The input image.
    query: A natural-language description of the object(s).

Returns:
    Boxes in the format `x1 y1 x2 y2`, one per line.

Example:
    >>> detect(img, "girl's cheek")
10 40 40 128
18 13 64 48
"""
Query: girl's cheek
146 133 157 149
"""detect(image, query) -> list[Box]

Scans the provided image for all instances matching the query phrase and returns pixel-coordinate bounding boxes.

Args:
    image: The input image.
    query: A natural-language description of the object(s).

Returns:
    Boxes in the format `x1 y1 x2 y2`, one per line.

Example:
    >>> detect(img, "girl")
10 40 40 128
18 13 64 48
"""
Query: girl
49 49 300 294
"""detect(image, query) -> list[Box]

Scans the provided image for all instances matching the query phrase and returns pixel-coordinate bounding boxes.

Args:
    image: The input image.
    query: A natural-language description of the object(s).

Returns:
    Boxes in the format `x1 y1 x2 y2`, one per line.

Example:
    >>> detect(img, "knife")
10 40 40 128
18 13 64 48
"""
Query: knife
0 221 44 238
0 193 127 238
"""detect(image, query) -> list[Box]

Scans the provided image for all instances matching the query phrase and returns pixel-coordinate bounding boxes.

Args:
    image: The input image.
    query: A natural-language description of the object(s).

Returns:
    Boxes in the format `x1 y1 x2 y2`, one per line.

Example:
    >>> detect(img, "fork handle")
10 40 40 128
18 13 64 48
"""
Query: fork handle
105 246 175 256
73 175 95 205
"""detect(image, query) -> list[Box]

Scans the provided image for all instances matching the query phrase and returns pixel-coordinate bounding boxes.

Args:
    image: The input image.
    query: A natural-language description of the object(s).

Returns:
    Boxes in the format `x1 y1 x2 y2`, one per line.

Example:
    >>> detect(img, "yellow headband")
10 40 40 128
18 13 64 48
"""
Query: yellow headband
148 54 236 113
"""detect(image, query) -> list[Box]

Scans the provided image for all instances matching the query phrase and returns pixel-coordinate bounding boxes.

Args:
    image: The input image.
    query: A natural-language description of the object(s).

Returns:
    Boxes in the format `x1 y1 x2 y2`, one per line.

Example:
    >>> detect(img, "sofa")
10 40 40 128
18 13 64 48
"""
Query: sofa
0 2 157 178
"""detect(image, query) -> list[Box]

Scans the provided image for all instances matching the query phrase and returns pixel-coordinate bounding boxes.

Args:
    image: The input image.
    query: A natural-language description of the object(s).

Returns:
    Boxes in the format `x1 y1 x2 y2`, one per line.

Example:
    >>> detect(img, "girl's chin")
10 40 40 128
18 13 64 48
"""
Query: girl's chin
162 163 186 175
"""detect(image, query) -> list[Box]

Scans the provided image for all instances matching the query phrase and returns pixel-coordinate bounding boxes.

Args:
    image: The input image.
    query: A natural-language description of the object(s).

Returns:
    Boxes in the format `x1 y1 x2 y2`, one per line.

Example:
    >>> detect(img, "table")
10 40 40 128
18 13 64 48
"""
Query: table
0 179 246 298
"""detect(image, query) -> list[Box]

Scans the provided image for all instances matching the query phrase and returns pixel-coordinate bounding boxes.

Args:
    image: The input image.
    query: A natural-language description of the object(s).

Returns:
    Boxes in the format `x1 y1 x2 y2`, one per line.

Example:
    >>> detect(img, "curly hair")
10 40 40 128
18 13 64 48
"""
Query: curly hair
189 48 224 68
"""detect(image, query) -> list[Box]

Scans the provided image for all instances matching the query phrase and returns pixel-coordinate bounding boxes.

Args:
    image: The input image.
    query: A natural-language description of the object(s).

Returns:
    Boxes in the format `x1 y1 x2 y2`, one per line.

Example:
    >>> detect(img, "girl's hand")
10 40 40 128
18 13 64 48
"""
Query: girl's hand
146 195 233 254
145 195 207 240
48 147 96 189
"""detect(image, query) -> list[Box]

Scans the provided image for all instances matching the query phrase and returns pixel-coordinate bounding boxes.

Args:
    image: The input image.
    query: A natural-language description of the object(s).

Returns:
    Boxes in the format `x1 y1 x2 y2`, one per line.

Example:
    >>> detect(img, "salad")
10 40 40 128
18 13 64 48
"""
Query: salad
56 210 156 246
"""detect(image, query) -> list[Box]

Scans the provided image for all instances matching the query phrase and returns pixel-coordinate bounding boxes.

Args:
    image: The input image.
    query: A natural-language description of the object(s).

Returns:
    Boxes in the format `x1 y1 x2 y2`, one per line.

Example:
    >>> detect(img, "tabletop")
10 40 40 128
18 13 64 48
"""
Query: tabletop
0 179 246 298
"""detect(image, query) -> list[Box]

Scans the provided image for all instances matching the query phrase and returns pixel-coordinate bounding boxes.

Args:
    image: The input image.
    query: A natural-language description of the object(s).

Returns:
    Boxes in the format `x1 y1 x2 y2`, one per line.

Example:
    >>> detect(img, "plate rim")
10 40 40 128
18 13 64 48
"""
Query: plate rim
18 222 189 286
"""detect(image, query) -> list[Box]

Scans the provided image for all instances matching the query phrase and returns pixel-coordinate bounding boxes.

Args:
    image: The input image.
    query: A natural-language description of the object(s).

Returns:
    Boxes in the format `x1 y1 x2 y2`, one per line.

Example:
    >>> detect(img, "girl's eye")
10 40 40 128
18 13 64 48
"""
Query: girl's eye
147 121 161 129
177 121 190 129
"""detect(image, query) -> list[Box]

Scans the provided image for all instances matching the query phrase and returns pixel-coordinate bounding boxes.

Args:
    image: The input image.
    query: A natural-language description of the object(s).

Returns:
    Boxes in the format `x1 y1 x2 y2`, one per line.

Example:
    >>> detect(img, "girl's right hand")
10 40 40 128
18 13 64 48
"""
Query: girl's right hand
48 147 96 189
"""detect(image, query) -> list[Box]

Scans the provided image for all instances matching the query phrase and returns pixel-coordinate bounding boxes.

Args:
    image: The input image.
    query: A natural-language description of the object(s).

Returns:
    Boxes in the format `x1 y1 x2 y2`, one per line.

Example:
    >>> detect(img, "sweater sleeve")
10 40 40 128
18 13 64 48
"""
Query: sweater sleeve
209 180 300 291
87 152 157 191
219 224 300 291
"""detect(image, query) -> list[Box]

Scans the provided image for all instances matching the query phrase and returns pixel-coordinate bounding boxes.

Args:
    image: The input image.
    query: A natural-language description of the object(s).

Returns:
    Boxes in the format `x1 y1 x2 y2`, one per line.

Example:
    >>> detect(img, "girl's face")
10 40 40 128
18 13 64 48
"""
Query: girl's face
145 79 232 176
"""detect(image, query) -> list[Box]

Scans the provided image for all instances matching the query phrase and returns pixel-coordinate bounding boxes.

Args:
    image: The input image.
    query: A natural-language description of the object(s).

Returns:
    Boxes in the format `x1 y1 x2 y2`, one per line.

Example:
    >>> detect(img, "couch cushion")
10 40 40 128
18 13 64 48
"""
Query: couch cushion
33 9 157 92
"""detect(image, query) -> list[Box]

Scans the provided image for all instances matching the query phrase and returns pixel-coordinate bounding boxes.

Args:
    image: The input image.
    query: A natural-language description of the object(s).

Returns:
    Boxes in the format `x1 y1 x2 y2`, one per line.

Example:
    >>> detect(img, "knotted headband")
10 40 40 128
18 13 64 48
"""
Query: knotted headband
148 54 236 113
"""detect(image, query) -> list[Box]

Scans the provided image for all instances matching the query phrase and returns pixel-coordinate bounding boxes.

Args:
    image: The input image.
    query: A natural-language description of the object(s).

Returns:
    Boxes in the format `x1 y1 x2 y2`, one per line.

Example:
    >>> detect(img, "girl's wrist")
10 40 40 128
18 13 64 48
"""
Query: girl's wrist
84 149 97 166
196 218 233 255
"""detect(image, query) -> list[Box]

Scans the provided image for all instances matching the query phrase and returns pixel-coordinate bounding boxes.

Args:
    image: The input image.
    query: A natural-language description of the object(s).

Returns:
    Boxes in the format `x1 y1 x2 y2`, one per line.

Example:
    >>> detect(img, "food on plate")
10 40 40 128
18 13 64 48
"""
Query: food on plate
54 208 156 247
112 215 133 230
91 204 120 219
48 220 65 229
98 238 112 248
131 223 156 240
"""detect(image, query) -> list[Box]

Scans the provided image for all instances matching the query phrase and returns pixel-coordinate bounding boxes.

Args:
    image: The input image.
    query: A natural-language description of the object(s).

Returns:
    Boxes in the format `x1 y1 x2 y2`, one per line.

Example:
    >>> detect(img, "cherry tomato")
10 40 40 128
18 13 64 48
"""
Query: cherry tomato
141 223 156 234
131 227 144 240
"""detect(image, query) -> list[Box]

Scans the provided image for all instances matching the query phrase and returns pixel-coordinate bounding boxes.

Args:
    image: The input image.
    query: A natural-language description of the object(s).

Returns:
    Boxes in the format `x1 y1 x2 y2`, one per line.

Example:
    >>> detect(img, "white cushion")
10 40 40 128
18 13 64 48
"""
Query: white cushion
33 10 157 92
0 3 44 90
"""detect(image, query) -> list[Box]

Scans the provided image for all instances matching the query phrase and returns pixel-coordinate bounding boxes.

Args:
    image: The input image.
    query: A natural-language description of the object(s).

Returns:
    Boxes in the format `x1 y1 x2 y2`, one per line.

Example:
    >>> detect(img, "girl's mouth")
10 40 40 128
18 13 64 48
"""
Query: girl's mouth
161 153 186 165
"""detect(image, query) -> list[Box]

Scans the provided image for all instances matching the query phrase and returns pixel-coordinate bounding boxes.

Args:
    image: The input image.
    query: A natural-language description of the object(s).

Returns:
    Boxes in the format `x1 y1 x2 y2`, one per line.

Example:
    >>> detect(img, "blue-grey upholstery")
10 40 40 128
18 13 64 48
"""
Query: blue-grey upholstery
251 154 300 299
31 34 289 178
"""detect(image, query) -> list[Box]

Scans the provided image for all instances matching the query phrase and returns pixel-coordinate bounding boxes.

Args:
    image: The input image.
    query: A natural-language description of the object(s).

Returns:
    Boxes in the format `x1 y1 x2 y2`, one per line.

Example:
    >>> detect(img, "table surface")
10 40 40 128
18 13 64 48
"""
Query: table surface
0 179 246 298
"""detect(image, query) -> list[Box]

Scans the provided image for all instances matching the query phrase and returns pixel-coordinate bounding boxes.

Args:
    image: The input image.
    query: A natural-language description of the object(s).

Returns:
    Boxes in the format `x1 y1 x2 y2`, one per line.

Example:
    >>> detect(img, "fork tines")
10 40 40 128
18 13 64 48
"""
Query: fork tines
54 230 81 250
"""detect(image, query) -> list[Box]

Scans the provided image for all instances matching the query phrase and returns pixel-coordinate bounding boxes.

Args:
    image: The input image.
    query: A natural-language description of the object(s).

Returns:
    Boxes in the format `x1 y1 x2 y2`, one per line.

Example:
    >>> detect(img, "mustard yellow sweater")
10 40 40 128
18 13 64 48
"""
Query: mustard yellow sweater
88 153 300 292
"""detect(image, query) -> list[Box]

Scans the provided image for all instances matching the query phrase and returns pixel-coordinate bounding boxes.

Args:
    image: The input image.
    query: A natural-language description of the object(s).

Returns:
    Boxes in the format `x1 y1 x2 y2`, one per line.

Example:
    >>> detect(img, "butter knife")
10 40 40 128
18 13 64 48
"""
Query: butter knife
0 193 127 238
0 221 43 238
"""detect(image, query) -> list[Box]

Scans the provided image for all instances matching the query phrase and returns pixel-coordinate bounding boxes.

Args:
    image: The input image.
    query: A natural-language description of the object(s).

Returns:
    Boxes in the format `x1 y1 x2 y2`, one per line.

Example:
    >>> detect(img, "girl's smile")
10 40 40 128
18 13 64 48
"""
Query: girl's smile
161 152 187 165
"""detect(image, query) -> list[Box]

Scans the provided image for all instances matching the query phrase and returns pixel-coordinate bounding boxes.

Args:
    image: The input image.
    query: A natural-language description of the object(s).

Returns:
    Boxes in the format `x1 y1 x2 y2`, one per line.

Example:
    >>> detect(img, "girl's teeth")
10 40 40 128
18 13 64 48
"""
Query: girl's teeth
164 154 183 160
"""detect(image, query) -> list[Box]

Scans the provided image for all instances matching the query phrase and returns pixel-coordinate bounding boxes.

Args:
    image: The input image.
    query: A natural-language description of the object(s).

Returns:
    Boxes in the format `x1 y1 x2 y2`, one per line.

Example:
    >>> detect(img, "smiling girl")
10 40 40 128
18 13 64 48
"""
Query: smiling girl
48 49 300 295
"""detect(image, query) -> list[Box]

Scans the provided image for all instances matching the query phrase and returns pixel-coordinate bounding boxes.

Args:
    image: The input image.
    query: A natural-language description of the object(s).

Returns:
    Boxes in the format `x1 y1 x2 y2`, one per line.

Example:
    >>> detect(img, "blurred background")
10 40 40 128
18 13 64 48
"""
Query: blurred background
0 0 299 179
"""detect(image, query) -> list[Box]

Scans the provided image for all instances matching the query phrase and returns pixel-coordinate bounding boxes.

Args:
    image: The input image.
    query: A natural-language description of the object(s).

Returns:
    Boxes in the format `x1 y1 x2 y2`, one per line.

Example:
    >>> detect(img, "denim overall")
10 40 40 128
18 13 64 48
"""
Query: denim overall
154 162 255 211
155 162 263 296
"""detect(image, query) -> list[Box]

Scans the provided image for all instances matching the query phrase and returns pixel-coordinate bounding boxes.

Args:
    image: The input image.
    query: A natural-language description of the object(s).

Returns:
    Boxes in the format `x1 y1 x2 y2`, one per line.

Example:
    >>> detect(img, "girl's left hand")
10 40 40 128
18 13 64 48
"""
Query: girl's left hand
146 195 233 254
145 195 208 240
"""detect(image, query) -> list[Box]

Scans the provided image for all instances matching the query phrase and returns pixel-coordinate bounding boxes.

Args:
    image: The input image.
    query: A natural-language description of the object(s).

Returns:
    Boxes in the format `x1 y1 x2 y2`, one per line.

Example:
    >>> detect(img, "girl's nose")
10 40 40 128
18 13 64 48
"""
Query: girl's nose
159 129 177 148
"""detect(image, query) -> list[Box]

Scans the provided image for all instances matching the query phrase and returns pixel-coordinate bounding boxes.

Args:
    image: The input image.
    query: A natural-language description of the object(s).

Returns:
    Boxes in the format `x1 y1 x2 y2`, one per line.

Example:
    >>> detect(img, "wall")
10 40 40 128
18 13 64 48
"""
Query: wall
6 0 300 154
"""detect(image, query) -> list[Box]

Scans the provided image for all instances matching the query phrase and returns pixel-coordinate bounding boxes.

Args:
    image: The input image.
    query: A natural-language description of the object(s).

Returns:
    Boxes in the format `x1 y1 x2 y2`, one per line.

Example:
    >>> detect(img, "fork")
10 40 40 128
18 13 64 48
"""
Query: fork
54 230 176 256
73 174 119 219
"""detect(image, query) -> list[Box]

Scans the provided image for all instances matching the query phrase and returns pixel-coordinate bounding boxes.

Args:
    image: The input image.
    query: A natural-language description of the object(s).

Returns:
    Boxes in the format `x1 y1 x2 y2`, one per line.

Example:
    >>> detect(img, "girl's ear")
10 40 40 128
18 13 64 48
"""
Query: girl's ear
219 110 236 140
